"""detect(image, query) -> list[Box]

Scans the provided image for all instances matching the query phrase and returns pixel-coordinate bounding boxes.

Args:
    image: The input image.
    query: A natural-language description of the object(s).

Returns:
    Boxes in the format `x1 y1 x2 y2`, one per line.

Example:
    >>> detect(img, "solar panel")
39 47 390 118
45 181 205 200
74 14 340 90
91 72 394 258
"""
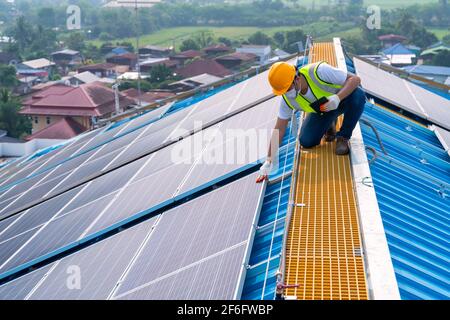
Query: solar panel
115 174 262 300
0 264 53 300
116 245 246 300
0 72 275 220
0 105 170 188
354 58 450 130
432 126 450 156
0 128 101 188
0 172 263 300
0 191 119 274
0 97 277 280
28 218 156 300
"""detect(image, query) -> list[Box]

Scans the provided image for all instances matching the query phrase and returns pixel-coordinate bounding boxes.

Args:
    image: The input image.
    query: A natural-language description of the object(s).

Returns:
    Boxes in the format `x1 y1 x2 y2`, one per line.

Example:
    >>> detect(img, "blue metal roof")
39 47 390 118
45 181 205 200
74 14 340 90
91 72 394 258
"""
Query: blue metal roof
383 43 415 56
403 65 450 77
361 103 450 300
242 115 297 300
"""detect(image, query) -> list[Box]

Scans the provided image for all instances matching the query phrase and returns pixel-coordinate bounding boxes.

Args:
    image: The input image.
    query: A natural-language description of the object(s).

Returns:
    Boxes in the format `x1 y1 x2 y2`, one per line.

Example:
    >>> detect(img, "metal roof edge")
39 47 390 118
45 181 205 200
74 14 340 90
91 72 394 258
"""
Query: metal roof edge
335 38 401 300
349 123 401 300
430 124 450 157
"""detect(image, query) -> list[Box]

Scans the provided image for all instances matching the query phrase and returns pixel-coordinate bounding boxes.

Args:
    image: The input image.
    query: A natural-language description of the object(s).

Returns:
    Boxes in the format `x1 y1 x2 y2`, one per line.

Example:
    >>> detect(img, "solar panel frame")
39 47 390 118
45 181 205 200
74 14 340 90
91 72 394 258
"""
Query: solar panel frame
432 125 450 156
354 58 450 130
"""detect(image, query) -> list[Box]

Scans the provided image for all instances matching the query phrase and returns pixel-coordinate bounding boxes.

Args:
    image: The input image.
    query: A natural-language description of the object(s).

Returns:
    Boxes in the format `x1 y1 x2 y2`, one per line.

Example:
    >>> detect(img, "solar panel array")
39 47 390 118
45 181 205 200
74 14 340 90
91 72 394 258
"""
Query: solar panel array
0 173 263 300
0 71 274 221
0 65 284 299
354 58 450 130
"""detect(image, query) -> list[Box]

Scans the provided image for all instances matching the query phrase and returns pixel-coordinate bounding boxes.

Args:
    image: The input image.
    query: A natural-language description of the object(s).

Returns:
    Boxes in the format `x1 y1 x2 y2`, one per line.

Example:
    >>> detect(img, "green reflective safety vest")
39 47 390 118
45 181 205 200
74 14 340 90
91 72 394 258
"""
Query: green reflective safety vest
282 61 343 113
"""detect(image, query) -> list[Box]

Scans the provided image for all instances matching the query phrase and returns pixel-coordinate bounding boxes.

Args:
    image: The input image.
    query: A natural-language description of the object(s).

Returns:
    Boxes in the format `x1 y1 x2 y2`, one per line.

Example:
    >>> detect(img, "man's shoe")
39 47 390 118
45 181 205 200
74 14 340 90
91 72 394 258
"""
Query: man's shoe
324 126 336 142
335 137 350 155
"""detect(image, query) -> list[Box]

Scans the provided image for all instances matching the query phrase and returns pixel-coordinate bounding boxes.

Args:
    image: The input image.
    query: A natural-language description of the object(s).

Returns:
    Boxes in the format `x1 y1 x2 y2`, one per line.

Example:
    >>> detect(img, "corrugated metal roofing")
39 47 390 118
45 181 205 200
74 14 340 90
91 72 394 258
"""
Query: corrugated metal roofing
403 65 450 77
382 43 415 56
242 116 297 300
360 102 450 300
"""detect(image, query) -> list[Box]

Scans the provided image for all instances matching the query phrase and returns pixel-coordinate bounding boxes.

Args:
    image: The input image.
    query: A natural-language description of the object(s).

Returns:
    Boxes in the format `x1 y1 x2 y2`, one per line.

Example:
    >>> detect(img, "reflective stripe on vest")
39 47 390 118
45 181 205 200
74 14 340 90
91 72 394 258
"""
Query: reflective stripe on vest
282 61 343 113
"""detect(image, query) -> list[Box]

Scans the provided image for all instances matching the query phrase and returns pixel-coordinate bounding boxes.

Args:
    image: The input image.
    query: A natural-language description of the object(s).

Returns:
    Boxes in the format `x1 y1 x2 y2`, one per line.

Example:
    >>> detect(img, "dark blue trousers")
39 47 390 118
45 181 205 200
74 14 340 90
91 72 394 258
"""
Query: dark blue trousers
299 87 366 148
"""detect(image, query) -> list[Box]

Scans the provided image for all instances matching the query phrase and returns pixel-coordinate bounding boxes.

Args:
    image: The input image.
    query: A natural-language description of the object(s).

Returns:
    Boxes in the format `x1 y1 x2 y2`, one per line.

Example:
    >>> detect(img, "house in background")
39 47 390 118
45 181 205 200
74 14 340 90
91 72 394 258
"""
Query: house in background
382 43 416 66
169 50 205 66
378 34 408 49
122 88 175 106
419 42 450 64
402 65 450 85
176 59 232 79
24 117 87 141
140 59 178 73
167 73 223 92
215 52 258 69
139 45 173 58
78 63 117 78
60 71 101 86
19 83 135 138
202 44 232 57
51 50 83 69
103 0 162 8
17 58 55 82
106 53 138 70
236 45 271 65
15 75 40 95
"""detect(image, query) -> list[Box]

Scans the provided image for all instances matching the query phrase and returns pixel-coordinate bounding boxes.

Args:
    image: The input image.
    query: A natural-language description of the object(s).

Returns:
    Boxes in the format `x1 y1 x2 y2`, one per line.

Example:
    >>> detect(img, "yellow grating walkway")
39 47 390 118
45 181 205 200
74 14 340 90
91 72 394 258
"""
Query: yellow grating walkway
284 42 369 300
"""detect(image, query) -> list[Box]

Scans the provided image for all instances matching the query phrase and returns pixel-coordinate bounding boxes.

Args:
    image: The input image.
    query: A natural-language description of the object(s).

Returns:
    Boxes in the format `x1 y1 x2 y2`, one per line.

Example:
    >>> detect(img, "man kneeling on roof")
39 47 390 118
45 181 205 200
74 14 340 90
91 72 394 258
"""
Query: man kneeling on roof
256 60 366 183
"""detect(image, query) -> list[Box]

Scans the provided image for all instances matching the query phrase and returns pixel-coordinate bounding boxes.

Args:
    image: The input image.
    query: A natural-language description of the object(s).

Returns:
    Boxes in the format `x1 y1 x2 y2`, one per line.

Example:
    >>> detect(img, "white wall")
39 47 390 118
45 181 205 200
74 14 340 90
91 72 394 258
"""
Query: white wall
0 139 67 157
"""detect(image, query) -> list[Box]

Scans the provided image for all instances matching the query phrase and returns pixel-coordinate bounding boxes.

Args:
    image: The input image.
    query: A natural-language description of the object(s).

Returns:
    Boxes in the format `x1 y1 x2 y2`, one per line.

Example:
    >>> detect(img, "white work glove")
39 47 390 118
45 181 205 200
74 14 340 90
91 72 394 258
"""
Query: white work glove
321 94 341 112
256 159 273 183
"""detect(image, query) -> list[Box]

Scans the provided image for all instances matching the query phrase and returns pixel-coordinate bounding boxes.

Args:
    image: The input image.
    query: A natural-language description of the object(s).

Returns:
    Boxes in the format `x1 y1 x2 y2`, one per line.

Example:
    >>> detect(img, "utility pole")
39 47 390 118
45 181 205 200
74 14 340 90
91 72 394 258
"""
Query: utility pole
112 83 121 115
135 0 142 107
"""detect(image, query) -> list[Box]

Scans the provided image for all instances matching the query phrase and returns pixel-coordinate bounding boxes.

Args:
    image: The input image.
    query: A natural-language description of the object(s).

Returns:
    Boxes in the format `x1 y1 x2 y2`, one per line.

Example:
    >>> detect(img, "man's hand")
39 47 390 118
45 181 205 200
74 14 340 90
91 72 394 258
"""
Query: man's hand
256 159 273 183
320 94 340 112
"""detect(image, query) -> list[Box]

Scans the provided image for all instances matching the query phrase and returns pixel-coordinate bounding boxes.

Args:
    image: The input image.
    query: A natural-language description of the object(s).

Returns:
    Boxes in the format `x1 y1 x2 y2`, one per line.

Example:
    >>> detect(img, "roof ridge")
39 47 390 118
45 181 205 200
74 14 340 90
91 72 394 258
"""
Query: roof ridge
80 83 99 107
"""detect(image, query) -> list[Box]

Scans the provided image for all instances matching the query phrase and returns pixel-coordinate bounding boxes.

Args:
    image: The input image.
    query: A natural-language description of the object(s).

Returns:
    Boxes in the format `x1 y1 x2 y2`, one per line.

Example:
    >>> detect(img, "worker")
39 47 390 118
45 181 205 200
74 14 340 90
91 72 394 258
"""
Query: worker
256 60 365 183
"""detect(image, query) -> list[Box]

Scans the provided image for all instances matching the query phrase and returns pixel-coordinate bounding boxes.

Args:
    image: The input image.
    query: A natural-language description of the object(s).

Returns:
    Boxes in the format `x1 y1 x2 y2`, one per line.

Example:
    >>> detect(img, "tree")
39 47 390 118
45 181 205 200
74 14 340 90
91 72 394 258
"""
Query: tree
273 31 285 47
150 65 174 83
442 34 450 46
65 32 87 52
0 64 18 88
248 31 271 45
284 29 306 53
410 28 438 48
37 7 56 28
9 16 34 53
431 49 450 67
194 31 214 48
396 13 416 38
218 37 232 47
0 89 31 139
179 38 200 52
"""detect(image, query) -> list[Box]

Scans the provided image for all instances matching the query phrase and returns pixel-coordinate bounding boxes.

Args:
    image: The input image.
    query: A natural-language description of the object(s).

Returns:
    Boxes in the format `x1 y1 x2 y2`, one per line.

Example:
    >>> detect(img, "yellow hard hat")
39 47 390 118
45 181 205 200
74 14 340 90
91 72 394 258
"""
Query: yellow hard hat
268 62 296 96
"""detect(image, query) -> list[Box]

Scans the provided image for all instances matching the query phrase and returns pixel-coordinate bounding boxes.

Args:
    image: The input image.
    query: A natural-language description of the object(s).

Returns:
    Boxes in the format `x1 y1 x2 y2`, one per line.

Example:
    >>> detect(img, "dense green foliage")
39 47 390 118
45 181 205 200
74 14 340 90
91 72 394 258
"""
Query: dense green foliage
0 89 31 138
